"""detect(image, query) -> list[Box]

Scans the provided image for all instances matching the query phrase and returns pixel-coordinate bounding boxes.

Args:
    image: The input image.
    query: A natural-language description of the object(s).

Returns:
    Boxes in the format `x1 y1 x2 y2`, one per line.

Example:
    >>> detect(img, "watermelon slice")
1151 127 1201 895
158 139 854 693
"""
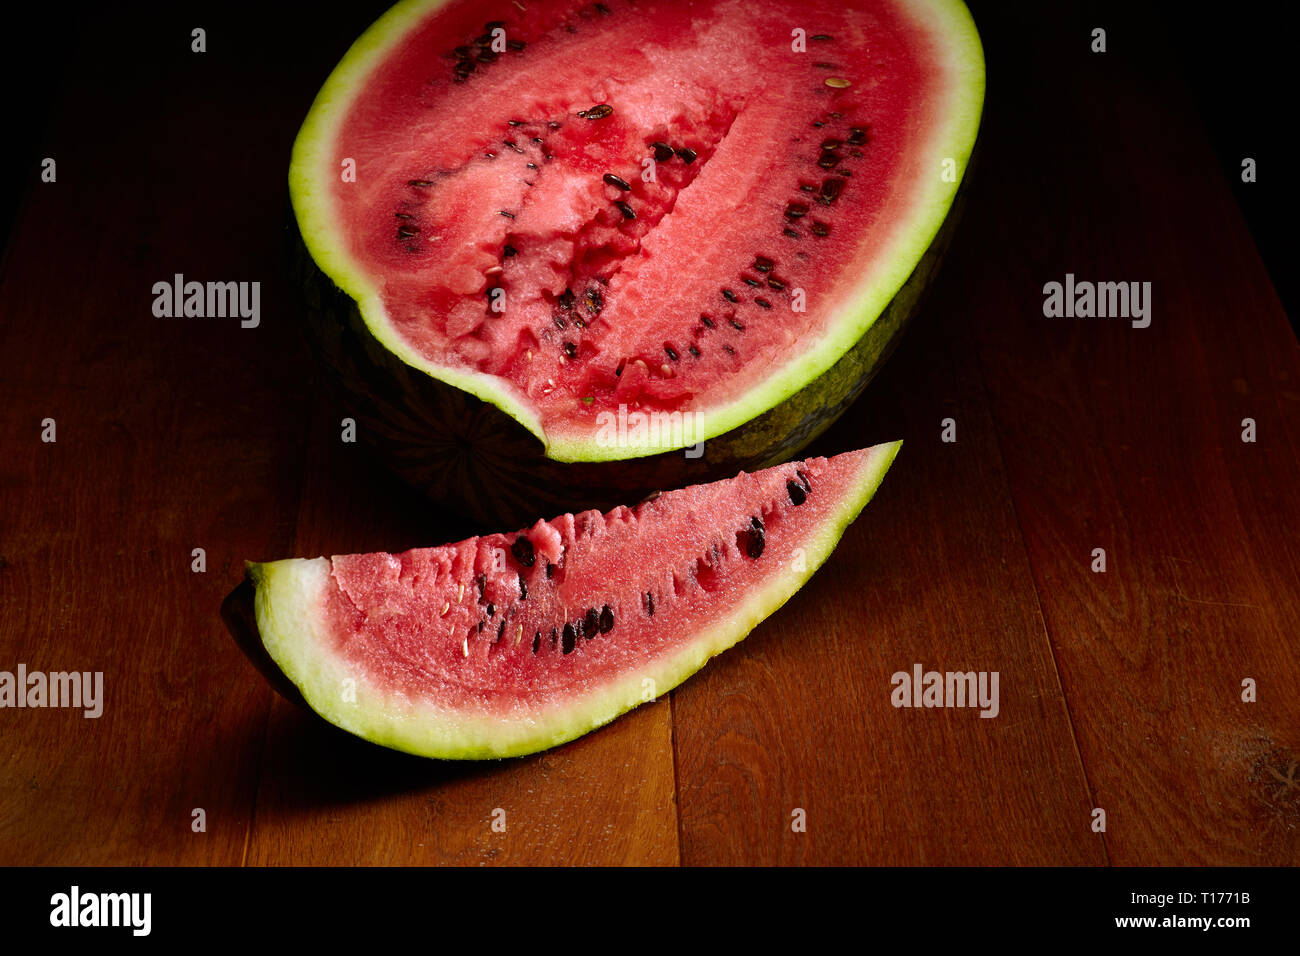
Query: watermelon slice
237 442 900 759
290 0 982 480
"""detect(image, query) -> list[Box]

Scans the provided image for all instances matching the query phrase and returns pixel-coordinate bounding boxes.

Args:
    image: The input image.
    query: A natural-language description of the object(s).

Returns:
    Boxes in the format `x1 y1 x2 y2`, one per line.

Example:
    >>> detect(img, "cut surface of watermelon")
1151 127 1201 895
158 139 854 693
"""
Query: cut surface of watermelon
290 0 982 460
247 442 900 758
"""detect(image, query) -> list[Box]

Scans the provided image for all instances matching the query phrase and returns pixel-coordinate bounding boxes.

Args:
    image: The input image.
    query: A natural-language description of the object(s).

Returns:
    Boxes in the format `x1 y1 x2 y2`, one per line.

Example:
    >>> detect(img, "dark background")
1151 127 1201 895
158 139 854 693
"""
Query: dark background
2 1 1297 867
4 1 1294 322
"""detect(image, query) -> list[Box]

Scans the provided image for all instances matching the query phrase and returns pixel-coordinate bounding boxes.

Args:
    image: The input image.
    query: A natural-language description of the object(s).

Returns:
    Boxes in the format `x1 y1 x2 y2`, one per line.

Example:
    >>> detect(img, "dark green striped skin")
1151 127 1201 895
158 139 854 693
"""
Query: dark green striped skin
289 185 965 530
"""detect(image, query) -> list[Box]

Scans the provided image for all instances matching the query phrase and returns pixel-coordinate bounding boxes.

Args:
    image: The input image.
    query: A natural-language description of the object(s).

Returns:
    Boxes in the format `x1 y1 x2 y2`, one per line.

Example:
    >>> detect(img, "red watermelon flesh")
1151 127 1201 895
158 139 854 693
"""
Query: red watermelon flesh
292 0 982 459
246 441 900 758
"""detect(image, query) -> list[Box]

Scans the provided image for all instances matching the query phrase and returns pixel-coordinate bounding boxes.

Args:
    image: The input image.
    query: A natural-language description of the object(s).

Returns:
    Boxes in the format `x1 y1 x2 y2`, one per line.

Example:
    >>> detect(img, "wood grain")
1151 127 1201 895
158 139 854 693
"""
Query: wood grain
959 1 1300 864
1 0 1297 866
0 50 311 862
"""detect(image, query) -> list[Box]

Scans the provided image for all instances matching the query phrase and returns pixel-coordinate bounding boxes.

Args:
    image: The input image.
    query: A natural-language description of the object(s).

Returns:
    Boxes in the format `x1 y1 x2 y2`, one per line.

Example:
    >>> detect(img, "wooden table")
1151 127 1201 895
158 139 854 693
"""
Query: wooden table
2 1 1296 866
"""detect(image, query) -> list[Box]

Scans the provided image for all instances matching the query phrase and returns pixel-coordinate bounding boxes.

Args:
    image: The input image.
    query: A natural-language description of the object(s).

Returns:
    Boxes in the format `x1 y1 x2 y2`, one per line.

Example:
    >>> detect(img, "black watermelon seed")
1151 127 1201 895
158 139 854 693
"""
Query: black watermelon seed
817 151 839 169
499 210 515 219
614 200 636 220
812 121 824 128
811 221 830 236
532 631 541 653
664 344 679 361
558 289 575 310
476 572 486 597
554 315 568 330
689 345 700 358
811 33 833 40
595 2 611 13
408 179 435 187
397 225 418 239
724 344 736 355
532 137 544 144
722 288 738 303
700 314 716 328
584 608 600 636
599 605 614 633
563 341 577 358
545 562 555 579
747 516 766 558
454 60 475 75
518 575 528 600
742 276 761 287
562 623 577 654
652 142 674 162
784 228 800 239
548 120 561 129
526 162 539 170
585 103 614 120
753 256 774 273
507 39 526 51
486 602 495 617
730 318 745 331
395 212 414 220
508 119 524 126
503 139 522 152
767 277 786 291
785 201 809 219
820 178 845 203
787 480 807 506
549 627 558 649
574 317 587 328
496 620 506 642
603 173 631 191
477 619 486 632
755 298 771 309
477 50 498 63
645 592 655 617
511 536 535 567
814 62 836 69
822 138 843 150
848 127 868 145
503 244 517 257
676 147 698 163
850 149 864 158
584 287 603 313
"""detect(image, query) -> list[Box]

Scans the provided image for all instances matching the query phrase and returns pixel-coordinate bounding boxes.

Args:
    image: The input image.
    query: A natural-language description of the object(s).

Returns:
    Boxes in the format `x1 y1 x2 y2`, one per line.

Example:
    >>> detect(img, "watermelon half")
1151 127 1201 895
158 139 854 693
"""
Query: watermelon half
231 443 899 759
289 0 982 524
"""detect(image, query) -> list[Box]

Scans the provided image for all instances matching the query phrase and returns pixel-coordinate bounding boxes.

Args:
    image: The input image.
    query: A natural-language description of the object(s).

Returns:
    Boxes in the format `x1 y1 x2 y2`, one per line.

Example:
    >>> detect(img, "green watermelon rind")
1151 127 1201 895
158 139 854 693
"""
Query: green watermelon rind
288 0 984 463
246 440 900 760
